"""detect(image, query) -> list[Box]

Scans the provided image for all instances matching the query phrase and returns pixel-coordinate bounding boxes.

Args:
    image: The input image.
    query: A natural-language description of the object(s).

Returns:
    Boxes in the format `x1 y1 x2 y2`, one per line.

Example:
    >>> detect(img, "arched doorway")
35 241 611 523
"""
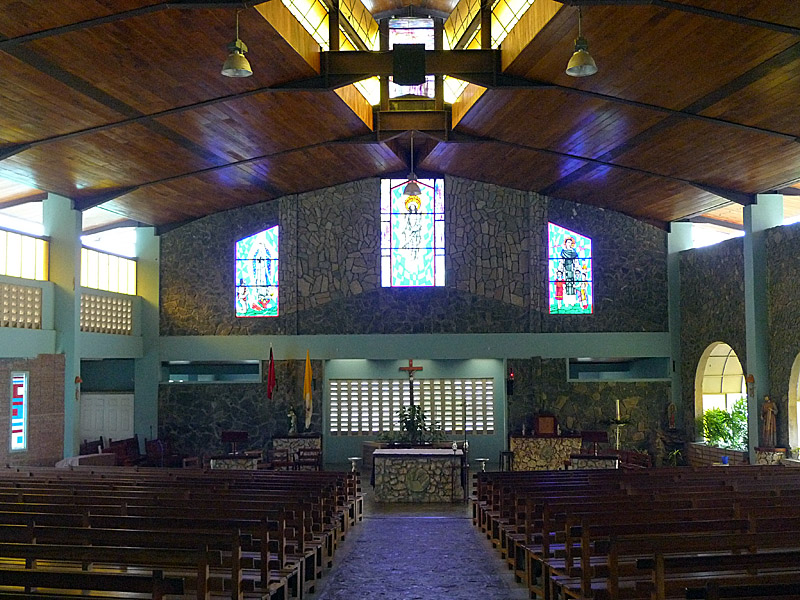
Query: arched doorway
788 353 800 452
694 342 746 439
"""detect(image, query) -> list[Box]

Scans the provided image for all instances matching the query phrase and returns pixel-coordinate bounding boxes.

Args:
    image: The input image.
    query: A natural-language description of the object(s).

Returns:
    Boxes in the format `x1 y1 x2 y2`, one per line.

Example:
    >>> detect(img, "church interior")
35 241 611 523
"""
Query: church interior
2 0 800 597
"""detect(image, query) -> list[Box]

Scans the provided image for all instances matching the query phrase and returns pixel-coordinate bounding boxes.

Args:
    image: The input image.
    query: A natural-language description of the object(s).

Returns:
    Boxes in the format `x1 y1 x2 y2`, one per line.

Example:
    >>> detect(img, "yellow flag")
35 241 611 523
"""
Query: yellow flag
303 350 312 429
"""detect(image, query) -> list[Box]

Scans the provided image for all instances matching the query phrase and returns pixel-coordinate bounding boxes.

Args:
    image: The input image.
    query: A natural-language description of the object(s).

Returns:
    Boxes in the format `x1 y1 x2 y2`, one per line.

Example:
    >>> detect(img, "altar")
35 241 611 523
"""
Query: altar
373 448 464 503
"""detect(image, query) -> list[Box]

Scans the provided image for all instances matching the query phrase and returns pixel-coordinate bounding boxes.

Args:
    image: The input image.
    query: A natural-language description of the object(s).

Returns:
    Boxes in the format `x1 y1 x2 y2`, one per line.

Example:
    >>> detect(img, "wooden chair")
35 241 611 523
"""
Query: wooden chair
296 448 322 471
270 448 294 471
102 434 143 466
79 437 104 455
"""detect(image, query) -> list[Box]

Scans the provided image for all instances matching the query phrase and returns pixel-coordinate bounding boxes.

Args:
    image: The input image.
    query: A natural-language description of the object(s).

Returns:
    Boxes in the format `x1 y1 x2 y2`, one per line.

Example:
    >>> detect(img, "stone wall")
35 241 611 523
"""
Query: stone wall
373 453 464 502
0 354 65 466
158 359 323 457
541 197 668 333
507 357 670 459
766 222 800 447
679 238 746 434
160 176 668 336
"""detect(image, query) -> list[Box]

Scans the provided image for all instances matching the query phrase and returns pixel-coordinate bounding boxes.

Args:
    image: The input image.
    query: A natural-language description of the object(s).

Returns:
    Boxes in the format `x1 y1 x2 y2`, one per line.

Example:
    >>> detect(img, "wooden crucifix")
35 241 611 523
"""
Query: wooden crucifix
399 359 423 406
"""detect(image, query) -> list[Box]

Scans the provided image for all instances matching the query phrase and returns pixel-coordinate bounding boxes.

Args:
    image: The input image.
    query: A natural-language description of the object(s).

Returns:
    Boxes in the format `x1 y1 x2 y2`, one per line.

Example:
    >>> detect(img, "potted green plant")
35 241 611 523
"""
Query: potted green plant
378 405 446 447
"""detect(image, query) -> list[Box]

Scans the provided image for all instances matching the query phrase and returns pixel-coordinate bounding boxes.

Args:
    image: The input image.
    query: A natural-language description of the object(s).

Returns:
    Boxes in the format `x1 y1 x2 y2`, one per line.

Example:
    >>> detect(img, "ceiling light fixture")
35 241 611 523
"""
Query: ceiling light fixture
222 11 253 78
566 7 597 78
403 132 422 210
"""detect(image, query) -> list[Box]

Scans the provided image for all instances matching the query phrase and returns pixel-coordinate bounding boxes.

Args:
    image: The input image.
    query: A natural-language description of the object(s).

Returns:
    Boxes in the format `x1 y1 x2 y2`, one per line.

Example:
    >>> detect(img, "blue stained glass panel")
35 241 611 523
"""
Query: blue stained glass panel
235 226 279 317
381 178 444 287
548 222 592 315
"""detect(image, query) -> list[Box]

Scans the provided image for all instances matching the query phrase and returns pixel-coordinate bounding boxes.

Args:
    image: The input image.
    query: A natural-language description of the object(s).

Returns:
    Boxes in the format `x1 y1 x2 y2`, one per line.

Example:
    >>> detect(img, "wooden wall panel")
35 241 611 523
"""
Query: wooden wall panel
451 83 485 128
674 1 800 28
0 53 125 143
155 92 372 161
334 84 374 129
613 119 800 193
504 5 799 111
700 56 800 137
553 166 722 223
500 0 562 71
0 123 218 198
423 141 587 191
455 89 668 160
0 1 160 38
24 9 317 114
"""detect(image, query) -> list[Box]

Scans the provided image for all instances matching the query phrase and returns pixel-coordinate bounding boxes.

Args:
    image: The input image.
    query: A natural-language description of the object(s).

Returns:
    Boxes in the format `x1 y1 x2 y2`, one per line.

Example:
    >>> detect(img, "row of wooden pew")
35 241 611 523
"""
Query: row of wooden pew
472 465 800 600
0 464 362 599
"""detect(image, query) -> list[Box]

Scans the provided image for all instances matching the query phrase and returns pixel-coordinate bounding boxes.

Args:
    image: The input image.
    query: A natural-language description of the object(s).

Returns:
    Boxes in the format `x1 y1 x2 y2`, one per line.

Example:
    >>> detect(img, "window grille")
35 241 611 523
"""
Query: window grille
1 282 42 329
329 378 494 435
80 292 133 335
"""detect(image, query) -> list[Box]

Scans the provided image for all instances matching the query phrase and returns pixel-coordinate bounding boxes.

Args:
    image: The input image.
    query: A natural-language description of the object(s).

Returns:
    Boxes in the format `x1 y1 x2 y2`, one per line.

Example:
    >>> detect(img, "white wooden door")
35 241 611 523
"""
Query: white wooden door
79 393 134 444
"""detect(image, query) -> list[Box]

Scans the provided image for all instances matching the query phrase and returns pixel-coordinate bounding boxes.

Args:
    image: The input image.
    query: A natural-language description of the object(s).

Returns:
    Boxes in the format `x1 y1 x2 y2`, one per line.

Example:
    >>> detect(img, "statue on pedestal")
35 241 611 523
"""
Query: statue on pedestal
288 408 298 435
761 395 777 449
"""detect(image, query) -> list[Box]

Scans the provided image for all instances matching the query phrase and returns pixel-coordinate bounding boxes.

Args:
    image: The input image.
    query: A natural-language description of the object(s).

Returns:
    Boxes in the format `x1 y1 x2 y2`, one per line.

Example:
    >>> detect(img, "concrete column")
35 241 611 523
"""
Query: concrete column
743 194 783 460
42 194 81 457
668 222 693 428
133 227 160 440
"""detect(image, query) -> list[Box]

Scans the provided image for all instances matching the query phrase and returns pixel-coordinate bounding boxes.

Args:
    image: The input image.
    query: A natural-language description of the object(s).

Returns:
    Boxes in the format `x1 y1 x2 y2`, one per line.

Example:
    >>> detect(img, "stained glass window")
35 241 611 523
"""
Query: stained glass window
381 179 444 287
548 222 593 314
235 227 279 317
10 371 27 452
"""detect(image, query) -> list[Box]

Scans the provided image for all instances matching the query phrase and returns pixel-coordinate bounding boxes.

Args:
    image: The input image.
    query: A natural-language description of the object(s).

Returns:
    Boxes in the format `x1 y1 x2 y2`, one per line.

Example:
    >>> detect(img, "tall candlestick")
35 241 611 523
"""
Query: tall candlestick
615 398 620 420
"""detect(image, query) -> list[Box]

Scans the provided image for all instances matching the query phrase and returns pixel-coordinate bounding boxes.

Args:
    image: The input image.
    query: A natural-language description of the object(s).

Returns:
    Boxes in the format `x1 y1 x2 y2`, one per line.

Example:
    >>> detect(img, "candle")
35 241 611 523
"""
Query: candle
615 399 620 421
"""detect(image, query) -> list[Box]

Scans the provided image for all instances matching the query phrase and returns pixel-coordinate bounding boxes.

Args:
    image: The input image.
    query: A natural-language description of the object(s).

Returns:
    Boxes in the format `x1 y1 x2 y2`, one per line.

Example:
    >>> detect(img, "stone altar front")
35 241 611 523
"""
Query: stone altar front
373 448 464 503
510 436 582 470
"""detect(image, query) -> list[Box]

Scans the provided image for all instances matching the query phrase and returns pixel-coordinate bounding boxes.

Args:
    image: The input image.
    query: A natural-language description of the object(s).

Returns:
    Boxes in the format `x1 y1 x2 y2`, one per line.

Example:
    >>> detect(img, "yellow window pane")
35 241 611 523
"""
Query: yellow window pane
19 234 36 279
35 239 48 280
0 231 7 276
6 232 21 278
81 248 88 287
128 261 137 295
87 249 99 289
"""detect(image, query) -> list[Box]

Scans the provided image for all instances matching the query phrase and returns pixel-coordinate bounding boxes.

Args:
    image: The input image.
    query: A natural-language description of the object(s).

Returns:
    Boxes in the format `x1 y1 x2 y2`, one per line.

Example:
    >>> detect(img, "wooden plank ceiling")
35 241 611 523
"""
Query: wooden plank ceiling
1 0 800 229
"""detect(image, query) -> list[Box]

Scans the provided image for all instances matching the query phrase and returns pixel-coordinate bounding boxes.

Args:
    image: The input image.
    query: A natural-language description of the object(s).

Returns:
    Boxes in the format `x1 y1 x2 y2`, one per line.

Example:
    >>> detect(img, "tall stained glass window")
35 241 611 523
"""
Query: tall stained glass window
548 222 593 314
235 227 279 317
381 179 444 287
10 371 27 452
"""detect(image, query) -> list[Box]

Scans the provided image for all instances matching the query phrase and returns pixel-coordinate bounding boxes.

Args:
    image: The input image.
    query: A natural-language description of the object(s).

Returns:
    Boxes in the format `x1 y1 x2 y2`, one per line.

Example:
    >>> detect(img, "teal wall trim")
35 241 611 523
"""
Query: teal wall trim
743 194 783 460
159 332 671 362
134 228 160 445
43 194 81 457
668 223 693 428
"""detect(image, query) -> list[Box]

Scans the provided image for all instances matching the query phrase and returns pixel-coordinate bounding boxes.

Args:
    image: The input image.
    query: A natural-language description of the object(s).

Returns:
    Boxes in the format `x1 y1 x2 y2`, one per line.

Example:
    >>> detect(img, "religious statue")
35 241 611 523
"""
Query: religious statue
761 395 777 449
287 408 298 435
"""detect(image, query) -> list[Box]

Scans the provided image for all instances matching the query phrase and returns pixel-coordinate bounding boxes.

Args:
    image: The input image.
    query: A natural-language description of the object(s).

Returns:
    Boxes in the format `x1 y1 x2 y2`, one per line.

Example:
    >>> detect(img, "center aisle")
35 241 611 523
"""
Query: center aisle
311 498 529 600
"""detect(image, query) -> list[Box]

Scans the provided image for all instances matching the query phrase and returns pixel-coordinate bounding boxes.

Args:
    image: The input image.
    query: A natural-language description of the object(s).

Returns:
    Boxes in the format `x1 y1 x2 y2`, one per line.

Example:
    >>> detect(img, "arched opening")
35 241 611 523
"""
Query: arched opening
694 342 746 440
788 353 800 453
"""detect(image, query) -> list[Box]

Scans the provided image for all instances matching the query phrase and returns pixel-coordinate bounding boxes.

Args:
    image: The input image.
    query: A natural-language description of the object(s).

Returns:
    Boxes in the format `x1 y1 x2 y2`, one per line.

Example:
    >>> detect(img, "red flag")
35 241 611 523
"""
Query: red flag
267 346 276 400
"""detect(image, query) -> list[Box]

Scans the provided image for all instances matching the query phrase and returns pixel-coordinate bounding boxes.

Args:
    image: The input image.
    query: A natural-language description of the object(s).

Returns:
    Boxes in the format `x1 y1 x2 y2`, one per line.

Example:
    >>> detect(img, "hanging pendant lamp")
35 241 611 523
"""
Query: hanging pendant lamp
403 133 422 211
222 11 253 78
566 7 597 78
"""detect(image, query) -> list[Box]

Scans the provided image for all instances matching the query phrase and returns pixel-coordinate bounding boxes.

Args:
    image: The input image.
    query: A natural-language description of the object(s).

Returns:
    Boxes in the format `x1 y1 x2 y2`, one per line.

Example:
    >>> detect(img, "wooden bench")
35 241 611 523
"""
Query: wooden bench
0 569 184 599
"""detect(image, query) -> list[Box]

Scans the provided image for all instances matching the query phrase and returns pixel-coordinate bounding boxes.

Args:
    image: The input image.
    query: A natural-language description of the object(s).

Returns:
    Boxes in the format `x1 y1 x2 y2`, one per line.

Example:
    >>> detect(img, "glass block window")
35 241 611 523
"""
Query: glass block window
0 229 48 281
381 178 445 287
1 282 42 329
548 222 593 314
10 372 28 452
81 248 136 295
329 378 494 435
236 227 279 317
389 18 435 99
80 292 133 335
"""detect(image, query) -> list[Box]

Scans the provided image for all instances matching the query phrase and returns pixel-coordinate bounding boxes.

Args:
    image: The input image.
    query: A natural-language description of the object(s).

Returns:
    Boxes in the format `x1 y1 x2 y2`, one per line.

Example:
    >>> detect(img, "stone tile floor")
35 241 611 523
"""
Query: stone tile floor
308 487 529 600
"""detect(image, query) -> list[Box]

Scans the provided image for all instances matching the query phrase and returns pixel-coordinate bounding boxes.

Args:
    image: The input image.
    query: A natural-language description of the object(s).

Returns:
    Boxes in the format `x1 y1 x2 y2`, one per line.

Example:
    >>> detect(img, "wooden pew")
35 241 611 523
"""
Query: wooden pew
0 569 184 599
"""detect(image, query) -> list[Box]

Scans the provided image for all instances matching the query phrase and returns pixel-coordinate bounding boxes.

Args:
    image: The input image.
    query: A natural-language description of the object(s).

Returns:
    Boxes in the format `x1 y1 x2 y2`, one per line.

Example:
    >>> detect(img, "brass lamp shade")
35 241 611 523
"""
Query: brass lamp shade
222 49 252 77
566 38 597 77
